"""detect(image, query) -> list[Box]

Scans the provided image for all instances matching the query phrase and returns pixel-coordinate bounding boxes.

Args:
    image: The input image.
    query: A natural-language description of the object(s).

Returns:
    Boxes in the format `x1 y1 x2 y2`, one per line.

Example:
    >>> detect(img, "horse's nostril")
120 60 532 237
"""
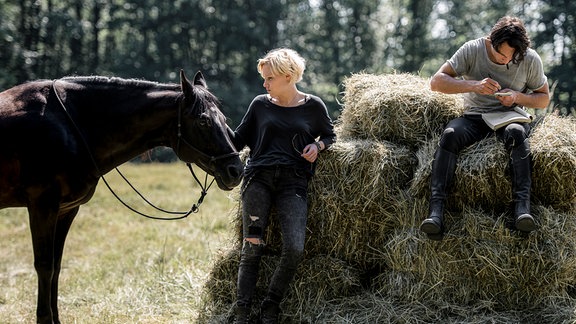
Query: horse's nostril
228 165 243 179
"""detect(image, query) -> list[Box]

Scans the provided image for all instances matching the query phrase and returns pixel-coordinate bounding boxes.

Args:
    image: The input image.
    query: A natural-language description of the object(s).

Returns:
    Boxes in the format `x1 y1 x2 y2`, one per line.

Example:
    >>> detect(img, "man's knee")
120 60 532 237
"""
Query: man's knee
503 124 529 148
439 127 460 153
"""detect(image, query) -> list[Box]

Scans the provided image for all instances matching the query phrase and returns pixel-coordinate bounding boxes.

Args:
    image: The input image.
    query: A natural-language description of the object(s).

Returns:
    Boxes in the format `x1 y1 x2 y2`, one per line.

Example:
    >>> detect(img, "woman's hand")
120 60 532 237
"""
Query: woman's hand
301 143 321 162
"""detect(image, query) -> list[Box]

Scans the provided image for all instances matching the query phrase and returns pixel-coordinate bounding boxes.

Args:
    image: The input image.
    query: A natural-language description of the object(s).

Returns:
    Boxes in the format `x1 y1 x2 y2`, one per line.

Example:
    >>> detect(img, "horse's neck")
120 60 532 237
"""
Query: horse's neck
67 85 181 171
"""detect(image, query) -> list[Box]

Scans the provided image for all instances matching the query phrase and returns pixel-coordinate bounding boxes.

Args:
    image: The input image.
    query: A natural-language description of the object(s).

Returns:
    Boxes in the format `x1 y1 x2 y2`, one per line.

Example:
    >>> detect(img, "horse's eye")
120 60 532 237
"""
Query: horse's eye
198 116 212 127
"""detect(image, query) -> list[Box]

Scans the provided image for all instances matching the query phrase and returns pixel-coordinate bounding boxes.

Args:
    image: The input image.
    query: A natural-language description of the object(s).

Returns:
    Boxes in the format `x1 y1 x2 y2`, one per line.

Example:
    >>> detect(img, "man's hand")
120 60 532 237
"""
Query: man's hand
495 89 517 106
476 77 501 95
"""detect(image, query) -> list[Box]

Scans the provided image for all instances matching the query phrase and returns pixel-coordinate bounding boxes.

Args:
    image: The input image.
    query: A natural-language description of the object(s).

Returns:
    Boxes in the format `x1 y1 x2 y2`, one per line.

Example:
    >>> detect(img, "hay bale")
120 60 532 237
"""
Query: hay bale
200 73 576 322
196 249 240 324
280 255 363 323
530 113 576 210
375 205 576 312
410 114 576 212
300 291 576 323
338 72 464 147
200 255 576 324
197 250 362 323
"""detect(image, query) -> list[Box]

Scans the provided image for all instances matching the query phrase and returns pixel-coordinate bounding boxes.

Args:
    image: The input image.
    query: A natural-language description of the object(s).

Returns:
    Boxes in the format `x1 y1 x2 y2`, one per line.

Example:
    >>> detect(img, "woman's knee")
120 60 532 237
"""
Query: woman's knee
280 248 304 268
240 238 265 263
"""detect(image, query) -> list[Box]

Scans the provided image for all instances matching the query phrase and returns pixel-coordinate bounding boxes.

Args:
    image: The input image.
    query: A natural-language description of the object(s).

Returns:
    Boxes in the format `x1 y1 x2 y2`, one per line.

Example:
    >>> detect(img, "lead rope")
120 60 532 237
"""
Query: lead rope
103 162 213 220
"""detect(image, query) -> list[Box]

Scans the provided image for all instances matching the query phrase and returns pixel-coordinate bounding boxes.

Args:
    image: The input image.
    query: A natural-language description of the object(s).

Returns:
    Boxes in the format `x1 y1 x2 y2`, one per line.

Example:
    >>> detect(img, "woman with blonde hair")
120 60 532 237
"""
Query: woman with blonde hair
231 48 336 323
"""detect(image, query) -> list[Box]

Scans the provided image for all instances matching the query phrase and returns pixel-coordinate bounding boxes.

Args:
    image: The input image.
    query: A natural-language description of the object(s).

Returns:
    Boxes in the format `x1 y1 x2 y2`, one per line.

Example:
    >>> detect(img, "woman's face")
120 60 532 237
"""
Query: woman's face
260 64 291 97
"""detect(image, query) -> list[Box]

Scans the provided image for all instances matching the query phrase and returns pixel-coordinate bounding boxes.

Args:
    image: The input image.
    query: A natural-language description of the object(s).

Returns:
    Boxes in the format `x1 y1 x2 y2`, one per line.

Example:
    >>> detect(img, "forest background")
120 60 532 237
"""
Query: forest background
1 0 575 129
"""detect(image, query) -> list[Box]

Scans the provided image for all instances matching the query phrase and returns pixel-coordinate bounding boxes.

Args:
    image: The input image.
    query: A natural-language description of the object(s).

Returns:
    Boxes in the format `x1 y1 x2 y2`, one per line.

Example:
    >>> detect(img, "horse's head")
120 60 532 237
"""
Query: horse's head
175 70 243 190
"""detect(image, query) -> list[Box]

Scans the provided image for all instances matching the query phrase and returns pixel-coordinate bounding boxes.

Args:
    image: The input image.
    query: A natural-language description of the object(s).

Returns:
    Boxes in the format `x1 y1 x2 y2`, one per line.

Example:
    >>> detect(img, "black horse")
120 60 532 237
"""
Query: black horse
0 70 243 323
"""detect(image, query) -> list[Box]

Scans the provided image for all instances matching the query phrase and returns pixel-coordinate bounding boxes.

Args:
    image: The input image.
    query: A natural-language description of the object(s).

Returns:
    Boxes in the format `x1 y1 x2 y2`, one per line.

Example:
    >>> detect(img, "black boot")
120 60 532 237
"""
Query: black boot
510 143 537 232
233 304 251 324
515 200 536 232
259 298 280 324
420 147 458 240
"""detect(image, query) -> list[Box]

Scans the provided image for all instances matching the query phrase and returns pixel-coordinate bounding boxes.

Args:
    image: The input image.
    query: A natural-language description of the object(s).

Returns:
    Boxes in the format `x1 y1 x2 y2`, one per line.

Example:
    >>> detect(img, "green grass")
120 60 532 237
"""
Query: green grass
0 163 240 323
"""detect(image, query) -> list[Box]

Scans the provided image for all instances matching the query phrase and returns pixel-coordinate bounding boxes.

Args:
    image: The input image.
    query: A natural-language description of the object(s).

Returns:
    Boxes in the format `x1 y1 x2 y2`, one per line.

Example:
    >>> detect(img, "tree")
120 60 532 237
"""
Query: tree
278 0 380 117
0 0 573 120
399 0 434 72
532 0 576 114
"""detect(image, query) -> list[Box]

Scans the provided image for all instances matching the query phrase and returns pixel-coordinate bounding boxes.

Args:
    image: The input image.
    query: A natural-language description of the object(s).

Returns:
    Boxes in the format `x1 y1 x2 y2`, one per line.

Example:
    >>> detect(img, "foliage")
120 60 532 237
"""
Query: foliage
0 0 574 125
531 0 576 115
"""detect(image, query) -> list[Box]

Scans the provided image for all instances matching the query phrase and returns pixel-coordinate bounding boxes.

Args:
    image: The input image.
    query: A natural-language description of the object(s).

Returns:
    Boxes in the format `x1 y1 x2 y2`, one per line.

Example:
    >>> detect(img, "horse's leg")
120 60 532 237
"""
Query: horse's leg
49 207 79 324
28 191 61 324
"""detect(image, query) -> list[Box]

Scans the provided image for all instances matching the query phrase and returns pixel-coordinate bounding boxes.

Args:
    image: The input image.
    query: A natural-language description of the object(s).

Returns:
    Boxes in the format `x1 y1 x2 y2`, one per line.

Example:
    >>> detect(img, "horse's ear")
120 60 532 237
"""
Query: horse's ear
193 71 208 88
180 70 194 98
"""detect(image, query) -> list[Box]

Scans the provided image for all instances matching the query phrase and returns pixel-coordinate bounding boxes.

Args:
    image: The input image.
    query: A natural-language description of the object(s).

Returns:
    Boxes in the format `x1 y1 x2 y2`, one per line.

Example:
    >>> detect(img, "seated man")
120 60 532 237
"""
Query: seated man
420 16 550 240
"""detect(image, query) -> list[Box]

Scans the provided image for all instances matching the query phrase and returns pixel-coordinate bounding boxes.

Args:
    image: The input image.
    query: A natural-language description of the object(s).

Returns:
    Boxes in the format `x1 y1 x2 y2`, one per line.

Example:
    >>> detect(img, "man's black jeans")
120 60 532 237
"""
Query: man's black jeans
439 114 530 155
435 114 532 204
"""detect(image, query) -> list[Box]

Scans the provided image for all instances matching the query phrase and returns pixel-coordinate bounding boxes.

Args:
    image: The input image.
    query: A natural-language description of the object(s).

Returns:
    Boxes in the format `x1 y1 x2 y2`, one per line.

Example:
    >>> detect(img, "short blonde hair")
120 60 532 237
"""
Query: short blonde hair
257 48 306 84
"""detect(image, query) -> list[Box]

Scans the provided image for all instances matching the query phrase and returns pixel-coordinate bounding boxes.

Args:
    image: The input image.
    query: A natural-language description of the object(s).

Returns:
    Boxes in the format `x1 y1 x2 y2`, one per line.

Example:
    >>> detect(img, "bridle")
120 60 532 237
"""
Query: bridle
174 96 239 174
52 79 238 219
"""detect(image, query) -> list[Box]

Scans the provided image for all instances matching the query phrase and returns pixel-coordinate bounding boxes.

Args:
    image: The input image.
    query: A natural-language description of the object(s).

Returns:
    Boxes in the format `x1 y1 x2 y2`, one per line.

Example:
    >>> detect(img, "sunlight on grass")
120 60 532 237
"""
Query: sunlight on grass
0 162 240 323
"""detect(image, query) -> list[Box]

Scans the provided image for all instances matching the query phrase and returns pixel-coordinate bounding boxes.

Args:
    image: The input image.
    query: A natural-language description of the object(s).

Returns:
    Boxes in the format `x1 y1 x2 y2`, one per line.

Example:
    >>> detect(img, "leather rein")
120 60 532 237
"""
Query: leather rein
51 79 237 219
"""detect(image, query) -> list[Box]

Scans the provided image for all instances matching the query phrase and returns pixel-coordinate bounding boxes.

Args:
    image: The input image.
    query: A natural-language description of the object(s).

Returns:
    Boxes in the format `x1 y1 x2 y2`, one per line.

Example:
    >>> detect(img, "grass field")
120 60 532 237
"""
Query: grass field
0 162 239 323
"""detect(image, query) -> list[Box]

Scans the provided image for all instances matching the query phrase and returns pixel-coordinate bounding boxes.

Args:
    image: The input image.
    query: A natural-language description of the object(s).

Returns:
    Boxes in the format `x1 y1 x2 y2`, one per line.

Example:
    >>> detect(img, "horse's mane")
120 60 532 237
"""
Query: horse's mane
58 75 221 109
59 76 181 91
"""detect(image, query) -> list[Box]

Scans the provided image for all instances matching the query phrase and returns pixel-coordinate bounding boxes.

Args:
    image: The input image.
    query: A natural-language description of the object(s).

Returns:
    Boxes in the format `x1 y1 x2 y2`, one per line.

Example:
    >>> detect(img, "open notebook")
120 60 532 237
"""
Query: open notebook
482 107 533 130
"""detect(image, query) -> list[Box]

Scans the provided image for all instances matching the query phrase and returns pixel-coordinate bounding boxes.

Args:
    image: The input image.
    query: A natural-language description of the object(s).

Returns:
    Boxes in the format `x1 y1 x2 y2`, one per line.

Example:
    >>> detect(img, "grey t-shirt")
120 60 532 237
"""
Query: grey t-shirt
447 37 547 114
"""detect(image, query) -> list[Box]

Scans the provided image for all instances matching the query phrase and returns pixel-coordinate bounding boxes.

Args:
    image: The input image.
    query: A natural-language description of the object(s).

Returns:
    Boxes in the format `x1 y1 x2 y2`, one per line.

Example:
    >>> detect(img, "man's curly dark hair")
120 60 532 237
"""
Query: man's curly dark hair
489 16 531 64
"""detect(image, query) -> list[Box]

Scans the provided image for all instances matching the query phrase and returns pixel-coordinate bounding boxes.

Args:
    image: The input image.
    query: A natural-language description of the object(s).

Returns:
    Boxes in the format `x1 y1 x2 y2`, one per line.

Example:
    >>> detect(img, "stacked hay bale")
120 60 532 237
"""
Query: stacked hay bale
337 72 464 147
198 73 576 323
530 115 576 209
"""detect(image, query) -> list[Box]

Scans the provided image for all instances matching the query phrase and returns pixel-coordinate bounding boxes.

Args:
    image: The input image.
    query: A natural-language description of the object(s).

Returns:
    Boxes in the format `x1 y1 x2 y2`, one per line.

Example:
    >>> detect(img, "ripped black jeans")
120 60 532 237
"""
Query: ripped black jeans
236 166 309 308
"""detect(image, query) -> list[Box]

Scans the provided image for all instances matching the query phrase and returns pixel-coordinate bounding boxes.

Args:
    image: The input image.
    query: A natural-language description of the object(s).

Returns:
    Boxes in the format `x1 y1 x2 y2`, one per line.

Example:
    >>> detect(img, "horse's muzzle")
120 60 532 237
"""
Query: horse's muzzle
215 160 244 190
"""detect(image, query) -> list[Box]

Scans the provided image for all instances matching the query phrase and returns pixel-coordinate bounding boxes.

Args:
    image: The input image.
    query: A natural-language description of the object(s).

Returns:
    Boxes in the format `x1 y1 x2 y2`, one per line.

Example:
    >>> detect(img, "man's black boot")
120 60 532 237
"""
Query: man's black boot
420 147 457 240
510 142 537 232
514 200 536 232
